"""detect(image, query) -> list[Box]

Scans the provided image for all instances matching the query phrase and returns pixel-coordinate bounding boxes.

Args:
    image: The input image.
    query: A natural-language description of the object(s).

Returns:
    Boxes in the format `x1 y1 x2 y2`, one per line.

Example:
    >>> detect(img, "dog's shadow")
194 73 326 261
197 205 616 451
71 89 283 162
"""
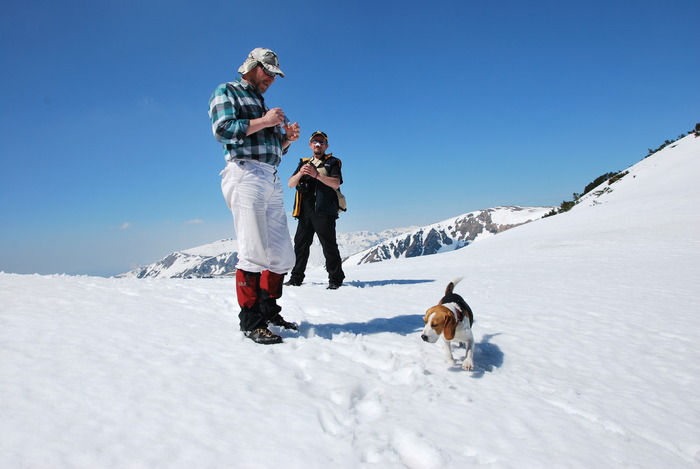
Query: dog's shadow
290 317 504 378
466 333 504 378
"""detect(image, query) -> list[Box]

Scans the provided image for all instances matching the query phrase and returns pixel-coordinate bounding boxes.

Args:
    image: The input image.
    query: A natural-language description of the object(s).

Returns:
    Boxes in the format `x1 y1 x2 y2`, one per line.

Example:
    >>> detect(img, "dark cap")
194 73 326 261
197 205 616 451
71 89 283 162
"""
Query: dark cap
309 131 328 143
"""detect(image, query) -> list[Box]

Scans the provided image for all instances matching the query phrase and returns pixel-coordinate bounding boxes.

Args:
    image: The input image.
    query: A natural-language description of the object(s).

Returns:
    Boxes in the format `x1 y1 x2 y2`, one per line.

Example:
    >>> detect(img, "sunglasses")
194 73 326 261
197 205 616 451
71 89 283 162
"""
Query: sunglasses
311 140 327 145
259 65 276 78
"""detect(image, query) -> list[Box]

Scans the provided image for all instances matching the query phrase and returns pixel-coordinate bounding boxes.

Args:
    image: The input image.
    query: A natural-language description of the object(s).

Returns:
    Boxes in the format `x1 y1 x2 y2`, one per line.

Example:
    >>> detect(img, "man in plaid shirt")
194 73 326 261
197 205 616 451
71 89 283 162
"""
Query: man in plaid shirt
209 48 301 345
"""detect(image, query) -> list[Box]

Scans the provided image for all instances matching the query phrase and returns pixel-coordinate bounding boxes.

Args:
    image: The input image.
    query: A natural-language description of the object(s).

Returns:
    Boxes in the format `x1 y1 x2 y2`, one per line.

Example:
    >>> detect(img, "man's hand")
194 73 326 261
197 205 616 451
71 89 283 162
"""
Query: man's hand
264 108 286 127
300 162 319 178
284 122 301 142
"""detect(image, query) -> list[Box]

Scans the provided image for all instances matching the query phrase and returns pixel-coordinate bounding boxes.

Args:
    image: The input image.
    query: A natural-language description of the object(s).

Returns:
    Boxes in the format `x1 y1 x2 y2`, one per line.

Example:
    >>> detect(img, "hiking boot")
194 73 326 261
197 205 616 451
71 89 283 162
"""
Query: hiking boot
284 279 302 286
327 283 341 290
245 328 283 345
269 313 298 331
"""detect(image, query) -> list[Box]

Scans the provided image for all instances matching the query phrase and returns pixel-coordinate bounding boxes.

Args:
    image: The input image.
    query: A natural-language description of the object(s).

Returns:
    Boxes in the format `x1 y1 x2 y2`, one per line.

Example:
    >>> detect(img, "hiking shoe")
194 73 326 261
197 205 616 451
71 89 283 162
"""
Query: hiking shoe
245 328 283 345
284 279 302 286
269 314 298 331
327 283 341 290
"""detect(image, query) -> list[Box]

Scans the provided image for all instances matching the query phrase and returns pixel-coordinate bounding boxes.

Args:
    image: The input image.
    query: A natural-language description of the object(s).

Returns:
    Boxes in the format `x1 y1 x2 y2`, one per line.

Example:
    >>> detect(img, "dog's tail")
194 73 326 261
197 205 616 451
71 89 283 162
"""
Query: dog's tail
445 276 465 295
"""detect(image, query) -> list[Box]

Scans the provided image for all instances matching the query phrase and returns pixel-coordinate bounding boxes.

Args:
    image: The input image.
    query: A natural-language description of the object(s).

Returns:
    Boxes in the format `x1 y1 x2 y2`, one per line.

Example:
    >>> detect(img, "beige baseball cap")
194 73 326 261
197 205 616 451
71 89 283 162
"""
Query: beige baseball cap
238 48 285 78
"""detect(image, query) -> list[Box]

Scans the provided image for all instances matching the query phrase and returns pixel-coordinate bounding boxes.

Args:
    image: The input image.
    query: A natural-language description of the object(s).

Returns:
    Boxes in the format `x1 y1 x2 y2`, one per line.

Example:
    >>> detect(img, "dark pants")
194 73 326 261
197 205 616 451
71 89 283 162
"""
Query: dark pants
290 210 345 285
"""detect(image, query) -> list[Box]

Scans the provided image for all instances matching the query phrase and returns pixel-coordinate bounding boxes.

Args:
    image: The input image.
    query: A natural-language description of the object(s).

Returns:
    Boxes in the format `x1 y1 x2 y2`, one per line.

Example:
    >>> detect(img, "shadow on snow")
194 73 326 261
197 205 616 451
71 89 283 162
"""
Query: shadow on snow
282 277 503 375
299 314 424 338
290 316 504 376
344 278 435 288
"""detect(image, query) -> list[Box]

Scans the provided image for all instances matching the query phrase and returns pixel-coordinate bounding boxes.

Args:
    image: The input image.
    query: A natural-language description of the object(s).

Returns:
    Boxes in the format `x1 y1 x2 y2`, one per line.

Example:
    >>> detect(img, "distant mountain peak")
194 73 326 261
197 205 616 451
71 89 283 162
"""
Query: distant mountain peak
117 206 552 278
344 206 552 265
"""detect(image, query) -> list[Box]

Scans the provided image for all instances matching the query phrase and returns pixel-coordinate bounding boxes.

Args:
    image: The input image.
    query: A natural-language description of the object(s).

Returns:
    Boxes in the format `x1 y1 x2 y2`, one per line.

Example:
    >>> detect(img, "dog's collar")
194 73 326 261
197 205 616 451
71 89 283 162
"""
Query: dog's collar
456 307 465 323
445 303 465 323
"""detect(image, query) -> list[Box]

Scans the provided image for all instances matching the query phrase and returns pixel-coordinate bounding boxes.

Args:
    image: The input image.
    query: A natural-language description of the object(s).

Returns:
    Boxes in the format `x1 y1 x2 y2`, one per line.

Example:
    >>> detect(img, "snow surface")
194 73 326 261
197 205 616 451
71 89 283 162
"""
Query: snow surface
485 206 551 225
2 135 700 468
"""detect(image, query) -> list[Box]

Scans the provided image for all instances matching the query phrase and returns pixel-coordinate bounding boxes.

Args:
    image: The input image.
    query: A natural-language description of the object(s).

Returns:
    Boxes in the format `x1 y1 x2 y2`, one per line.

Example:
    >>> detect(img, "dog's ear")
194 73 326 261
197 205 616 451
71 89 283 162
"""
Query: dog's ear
443 313 457 341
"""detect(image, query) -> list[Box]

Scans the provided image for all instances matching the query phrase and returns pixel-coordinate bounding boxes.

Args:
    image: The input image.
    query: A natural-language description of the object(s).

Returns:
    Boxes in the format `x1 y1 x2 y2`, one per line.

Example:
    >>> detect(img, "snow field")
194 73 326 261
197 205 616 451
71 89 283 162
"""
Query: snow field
2 135 699 467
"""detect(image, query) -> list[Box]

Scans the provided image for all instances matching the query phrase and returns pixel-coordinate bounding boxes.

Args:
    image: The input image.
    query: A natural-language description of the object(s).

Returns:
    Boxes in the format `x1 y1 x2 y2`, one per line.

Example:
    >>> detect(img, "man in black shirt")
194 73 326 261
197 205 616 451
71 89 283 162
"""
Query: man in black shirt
286 131 345 289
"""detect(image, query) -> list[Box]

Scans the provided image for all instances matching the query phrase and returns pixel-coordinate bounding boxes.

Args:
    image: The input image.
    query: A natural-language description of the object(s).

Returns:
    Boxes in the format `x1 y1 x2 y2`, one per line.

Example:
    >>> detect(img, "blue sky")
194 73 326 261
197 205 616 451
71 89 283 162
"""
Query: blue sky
1 0 698 277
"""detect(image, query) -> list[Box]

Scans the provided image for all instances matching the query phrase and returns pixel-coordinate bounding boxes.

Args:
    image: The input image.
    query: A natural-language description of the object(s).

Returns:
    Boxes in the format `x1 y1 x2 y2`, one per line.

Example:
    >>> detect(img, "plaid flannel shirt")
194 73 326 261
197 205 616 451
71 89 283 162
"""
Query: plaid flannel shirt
208 77 288 166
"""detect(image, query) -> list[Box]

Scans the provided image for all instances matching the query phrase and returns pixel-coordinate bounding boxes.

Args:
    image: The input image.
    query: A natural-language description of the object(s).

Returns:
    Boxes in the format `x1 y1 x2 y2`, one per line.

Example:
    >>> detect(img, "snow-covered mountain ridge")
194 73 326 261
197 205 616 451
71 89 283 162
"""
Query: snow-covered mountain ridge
119 238 239 279
344 205 551 265
119 206 551 278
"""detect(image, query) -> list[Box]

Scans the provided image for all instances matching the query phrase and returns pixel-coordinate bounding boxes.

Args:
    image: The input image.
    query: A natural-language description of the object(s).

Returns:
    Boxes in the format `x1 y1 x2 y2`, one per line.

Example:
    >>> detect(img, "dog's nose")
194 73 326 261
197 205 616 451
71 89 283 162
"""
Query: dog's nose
421 334 429 342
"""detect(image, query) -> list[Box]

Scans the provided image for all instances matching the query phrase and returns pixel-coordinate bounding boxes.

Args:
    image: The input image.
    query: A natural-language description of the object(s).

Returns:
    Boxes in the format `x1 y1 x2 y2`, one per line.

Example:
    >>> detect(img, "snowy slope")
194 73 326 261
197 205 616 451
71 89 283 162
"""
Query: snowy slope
181 238 238 257
1 135 699 468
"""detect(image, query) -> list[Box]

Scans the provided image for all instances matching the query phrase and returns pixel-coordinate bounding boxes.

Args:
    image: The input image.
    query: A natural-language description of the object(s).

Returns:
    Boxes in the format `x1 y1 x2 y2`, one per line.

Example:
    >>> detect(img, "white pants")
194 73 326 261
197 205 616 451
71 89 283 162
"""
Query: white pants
220 160 295 274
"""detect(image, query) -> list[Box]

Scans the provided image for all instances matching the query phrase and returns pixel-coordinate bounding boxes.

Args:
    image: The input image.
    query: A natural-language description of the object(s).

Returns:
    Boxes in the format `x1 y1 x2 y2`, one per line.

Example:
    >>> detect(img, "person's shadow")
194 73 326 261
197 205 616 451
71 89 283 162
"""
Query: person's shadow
345 278 435 288
297 314 423 338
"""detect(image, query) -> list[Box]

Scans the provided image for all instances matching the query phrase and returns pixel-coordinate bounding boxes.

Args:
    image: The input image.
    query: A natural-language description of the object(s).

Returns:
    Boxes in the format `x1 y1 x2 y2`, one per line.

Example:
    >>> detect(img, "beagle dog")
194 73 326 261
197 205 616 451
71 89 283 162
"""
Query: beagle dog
421 277 475 370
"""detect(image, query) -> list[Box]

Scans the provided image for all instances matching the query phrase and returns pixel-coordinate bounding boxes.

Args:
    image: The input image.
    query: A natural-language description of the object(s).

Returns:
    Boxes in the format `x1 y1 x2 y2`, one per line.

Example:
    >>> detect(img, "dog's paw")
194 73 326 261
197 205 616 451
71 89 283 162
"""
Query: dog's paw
462 361 474 371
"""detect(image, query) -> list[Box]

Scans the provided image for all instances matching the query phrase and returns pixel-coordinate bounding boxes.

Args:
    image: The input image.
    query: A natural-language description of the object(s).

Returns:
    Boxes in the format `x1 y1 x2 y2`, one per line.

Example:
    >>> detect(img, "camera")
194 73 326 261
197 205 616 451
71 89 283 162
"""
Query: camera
296 175 312 194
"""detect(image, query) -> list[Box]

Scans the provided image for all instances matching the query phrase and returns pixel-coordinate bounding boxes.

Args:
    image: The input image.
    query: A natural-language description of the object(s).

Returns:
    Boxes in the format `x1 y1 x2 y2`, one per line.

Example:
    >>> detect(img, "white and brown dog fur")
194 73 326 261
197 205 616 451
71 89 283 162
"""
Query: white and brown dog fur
421 277 475 370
